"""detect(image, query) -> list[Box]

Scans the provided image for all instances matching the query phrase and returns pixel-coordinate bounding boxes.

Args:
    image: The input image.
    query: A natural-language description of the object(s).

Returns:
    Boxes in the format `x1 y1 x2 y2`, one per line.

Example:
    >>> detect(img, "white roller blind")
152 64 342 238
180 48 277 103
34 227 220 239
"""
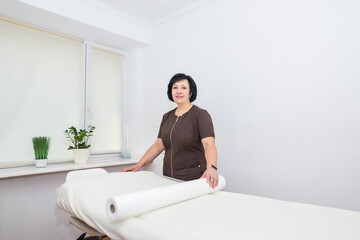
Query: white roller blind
0 19 83 165
88 46 123 154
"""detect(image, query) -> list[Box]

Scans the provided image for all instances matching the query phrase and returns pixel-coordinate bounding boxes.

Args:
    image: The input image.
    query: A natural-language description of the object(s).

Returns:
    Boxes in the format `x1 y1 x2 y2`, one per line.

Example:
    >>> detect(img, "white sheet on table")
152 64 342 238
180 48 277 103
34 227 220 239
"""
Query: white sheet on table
57 171 360 240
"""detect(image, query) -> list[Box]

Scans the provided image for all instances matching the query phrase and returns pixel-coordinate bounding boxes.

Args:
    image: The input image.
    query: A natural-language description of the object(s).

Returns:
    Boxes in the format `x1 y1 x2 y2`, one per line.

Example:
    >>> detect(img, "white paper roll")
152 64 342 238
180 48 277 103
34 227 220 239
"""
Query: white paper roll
106 175 226 222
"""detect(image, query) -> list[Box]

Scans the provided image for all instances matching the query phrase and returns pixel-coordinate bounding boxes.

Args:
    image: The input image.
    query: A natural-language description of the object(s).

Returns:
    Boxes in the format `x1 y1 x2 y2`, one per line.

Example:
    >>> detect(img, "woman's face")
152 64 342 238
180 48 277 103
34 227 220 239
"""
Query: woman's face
172 79 191 105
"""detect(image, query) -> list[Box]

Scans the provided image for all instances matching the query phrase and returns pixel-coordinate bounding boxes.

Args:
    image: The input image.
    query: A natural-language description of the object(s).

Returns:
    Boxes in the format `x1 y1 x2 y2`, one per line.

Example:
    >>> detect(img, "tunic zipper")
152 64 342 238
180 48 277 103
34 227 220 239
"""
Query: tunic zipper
169 116 179 178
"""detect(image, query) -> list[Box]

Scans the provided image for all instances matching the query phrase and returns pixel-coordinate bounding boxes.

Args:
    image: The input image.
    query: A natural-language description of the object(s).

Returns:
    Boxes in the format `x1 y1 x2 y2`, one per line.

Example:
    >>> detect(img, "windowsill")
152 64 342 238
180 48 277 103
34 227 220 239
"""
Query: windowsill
0 158 137 179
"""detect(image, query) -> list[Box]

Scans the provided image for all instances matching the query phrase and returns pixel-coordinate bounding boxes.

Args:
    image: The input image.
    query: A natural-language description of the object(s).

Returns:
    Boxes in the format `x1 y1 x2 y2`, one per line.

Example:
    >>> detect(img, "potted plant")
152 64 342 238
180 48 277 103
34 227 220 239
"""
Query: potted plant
32 136 51 168
65 125 95 164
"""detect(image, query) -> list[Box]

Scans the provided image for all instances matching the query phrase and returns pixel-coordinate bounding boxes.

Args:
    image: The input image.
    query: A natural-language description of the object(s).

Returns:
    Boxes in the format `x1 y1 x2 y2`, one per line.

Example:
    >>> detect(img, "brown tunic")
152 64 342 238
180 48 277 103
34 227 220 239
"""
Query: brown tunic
158 105 215 181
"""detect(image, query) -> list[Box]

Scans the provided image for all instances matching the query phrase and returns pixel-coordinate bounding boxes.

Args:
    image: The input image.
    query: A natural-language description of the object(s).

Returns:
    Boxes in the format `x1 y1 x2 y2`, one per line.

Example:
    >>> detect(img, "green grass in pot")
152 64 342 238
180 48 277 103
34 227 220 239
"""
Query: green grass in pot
32 136 51 159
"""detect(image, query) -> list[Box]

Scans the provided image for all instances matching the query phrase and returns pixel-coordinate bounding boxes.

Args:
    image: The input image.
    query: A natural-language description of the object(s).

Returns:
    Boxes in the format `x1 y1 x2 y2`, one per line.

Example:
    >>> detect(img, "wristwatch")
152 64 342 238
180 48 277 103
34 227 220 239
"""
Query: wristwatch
208 165 217 170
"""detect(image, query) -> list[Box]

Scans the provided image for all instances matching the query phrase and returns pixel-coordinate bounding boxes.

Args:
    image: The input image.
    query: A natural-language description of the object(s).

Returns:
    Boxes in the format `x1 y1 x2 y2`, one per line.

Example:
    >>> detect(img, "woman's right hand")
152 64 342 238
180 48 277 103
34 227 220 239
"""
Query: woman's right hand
122 163 142 172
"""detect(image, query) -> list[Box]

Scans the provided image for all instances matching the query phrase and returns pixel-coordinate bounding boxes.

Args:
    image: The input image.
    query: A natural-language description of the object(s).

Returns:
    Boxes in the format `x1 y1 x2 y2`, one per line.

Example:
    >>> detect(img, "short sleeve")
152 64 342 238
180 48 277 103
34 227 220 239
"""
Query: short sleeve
197 110 215 139
157 115 165 138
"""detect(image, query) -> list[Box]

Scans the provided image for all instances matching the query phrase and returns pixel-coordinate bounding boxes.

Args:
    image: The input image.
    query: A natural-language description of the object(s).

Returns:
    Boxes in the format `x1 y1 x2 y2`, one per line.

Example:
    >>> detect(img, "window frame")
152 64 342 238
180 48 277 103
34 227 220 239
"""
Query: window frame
83 41 128 161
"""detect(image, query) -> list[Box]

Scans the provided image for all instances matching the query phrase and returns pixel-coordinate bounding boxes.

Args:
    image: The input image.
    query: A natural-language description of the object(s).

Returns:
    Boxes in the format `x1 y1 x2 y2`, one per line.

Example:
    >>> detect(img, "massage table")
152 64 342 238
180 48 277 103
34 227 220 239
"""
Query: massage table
56 168 360 240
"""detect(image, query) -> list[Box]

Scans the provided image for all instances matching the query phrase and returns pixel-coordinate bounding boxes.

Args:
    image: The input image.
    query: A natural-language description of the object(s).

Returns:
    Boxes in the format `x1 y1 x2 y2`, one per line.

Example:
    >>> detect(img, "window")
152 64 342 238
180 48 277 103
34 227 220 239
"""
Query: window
0 18 126 167
85 44 125 156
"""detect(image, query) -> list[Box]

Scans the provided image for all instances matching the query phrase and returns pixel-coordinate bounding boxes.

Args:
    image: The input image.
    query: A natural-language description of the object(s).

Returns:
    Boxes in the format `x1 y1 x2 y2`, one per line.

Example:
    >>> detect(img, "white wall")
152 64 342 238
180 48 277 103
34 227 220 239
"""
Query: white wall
143 0 360 211
125 48 145 156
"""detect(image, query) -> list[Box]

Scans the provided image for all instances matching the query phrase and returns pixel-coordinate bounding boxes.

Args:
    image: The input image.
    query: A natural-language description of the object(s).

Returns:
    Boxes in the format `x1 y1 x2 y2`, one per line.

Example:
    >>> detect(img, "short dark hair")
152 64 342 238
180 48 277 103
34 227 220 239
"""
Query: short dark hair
167 73 197 102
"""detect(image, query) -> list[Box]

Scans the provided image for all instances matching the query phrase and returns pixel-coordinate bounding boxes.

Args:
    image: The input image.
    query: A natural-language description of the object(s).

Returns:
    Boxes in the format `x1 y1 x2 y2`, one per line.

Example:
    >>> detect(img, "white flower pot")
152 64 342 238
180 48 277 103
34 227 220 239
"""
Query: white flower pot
73 149 90 164
35 159 47 168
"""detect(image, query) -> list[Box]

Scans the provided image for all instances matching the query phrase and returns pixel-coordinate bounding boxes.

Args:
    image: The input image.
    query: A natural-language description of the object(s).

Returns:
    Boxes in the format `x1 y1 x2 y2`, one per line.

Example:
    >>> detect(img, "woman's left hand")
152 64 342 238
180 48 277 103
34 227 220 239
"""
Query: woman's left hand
201 168 219 189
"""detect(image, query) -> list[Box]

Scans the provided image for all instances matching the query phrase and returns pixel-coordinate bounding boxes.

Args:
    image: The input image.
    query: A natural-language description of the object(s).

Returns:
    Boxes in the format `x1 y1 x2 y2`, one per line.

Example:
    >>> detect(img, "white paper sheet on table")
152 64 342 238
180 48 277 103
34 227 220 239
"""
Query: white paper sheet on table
57 171 360 240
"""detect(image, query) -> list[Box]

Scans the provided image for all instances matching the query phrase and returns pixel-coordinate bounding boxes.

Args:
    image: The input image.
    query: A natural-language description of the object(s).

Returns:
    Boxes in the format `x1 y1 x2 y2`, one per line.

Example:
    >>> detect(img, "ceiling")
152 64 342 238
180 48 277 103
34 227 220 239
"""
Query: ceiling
81 0 212 26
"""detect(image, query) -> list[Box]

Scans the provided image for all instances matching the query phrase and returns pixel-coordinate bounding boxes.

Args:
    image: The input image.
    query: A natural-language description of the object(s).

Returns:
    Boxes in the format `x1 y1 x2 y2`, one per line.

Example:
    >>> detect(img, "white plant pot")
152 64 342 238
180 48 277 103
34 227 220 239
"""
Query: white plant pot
73 149 90 164
35 159 47 168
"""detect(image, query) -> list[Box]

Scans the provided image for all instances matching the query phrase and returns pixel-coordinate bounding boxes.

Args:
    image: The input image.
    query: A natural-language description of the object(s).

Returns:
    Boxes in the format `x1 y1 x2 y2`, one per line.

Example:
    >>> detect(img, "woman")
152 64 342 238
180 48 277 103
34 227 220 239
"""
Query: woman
123 73 219 188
